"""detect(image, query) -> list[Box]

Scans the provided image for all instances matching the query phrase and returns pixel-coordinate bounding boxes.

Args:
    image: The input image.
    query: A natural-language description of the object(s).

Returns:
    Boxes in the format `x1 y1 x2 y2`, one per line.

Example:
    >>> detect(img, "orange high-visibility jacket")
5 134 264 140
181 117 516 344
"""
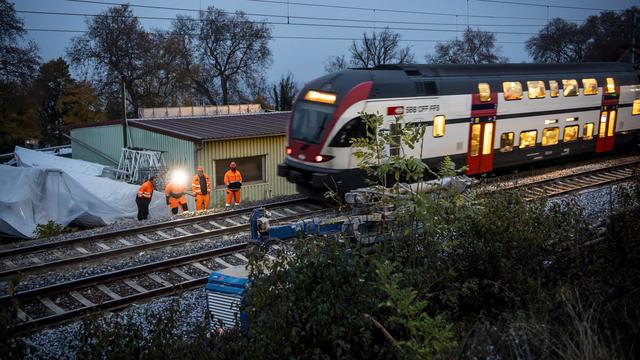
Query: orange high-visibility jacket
137 181 154 199
223 169 243 187
164 182 187 208
192 173 211 195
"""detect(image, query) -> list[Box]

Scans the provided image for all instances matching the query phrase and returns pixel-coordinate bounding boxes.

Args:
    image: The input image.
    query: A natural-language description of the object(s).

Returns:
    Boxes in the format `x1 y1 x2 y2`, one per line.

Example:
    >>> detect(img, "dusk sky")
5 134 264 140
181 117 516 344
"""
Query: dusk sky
16 0 640 86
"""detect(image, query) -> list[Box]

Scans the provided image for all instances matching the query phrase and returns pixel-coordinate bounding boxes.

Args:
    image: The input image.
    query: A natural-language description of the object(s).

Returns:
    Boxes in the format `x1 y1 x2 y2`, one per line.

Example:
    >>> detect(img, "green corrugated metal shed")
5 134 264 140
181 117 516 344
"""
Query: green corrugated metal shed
67 112 296 206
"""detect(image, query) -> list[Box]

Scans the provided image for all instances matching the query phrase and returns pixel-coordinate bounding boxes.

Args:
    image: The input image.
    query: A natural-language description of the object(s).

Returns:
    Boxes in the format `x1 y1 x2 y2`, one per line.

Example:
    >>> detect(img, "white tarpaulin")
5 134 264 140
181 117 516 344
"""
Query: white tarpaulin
15 146 107 177
0 147 166 238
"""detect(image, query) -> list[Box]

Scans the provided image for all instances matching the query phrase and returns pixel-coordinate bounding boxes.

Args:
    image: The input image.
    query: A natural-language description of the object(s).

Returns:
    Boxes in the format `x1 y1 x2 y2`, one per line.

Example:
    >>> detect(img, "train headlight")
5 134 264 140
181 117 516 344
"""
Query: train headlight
314 154 334 162
286 146 293 155
304 90 336 104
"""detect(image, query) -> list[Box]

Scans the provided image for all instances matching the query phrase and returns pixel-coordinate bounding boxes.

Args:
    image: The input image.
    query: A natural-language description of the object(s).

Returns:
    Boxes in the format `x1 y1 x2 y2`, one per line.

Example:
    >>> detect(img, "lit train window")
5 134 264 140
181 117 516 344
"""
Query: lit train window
583 123 594 140
433 115 446 137
633 100 640 115
549 80 559 97
566 117 578 122
582 78 598 95
503 81 523 100
563 125 579 142
608 110 616 137
542 127 559 146
500 132 514 152
478 83 491 102
519 130 537 148
482 123 494 155
606 78 616 94
470 124 481 156
527 81 546 99
562 79 578 97
598 112 607 138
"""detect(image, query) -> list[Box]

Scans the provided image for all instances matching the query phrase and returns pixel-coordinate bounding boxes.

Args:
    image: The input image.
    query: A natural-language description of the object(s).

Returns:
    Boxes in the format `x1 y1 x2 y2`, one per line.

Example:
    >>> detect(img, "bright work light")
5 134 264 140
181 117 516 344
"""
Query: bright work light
170 169 189 187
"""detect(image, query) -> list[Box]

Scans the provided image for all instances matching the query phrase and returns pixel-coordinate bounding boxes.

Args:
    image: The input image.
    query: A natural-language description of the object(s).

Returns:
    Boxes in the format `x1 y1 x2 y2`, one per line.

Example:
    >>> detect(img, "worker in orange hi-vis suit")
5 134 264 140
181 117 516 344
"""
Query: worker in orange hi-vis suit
136 176 155 220
192 165 211 211
164 181 188 215
223 162 243 207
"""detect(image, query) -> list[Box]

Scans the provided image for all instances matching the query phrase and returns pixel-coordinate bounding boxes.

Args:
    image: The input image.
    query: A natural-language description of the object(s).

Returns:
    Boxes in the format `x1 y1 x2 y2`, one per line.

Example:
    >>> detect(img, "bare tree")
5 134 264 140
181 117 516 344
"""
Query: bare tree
66 5 156 116
525 19 587 63
427 28 507 64
0 0 39 84
271 72 298 111
171 7 272 105
323 54 349 73
350 28 415 67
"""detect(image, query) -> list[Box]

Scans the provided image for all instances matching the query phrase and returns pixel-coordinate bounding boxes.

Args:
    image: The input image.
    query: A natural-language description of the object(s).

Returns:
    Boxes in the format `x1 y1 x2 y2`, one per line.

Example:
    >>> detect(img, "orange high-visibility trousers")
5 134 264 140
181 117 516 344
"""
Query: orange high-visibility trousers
195 194 210 210
226 189 240 206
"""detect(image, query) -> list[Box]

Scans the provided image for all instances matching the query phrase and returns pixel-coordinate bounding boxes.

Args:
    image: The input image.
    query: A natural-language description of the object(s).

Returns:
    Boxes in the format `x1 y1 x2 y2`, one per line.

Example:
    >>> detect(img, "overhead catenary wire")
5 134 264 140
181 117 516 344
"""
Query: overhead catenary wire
15 9 558 28
67 0 586 22
473 0 627 12
23 28 527 44
246 0 588 22
18 9 542 35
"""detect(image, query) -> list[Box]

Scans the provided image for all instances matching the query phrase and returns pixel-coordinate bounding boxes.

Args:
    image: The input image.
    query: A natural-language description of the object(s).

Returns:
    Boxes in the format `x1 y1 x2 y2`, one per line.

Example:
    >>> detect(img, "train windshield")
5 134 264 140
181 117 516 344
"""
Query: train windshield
291 102 334 144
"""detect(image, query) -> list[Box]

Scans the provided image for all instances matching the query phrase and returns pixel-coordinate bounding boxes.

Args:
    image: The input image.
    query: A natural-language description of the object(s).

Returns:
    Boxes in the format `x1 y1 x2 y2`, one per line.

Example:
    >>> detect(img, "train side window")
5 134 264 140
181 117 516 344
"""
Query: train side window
519 130 537 148
500 132 514 152
563 125 579 142
502 81 523 100
583 123 594 140
562 79 578 97
478 83 491 102
329 117 366 147
470 124 481 156
608 110 616 137
549 80 559 97
606 77 616 94
542 127 559 146
389 123 402 156
582 78 598 95
633 100 640 115
433 115 445 137
527 81 546 99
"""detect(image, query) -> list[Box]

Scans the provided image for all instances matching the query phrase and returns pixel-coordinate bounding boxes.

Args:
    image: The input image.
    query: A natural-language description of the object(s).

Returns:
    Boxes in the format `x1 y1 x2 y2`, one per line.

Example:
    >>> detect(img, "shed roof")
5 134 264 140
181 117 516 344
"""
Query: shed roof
128 112 291 142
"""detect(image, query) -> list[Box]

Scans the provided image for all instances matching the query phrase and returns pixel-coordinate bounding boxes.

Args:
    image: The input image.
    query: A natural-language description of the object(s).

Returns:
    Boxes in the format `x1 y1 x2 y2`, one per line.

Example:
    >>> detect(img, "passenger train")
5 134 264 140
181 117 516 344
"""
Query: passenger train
277 63 640 196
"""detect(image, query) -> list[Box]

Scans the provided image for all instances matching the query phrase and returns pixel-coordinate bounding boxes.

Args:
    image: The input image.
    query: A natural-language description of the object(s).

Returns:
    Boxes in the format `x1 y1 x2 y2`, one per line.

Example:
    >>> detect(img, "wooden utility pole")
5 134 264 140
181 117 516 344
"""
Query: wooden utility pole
122 78 128 148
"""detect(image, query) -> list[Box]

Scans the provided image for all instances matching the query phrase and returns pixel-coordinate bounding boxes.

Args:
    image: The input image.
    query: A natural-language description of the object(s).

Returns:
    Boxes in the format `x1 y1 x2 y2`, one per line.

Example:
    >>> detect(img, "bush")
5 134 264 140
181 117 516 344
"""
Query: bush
33 220 75 238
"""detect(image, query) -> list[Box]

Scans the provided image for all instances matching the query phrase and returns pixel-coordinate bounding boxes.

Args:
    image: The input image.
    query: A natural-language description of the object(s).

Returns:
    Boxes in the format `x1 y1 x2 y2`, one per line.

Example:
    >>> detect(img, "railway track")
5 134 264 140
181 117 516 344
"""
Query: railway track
1 199 332 331
486 159 640 200
0 198 322 279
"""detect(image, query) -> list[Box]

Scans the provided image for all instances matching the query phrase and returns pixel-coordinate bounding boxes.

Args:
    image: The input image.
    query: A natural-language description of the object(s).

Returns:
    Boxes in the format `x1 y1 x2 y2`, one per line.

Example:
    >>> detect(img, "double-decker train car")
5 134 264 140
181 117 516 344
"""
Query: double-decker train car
278 63 640 196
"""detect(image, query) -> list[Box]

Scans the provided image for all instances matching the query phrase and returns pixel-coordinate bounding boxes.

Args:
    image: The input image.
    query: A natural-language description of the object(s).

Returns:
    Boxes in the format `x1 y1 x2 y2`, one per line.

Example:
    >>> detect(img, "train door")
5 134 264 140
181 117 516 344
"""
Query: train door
596 78 620 153
595 106 617 153
466 117 495 175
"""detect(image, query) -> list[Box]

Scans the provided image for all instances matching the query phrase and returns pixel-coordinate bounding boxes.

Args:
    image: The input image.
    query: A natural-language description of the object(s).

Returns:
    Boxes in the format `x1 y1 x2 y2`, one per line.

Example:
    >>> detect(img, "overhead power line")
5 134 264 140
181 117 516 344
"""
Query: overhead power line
17 9 550 28
246 0 586 22
18 9 541 35
24 28 527 44
474 0 625 12
66 0 583 22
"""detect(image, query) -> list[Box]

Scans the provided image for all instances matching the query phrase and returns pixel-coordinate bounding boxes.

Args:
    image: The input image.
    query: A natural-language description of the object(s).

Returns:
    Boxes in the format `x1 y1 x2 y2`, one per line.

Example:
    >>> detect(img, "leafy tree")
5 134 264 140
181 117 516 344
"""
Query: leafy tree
32 58 72 146
350 28 415 67
323 54 349 73
57 80 106 125
270 72 297 111
525 18 588 63
427 27 508 64
170 7 272 105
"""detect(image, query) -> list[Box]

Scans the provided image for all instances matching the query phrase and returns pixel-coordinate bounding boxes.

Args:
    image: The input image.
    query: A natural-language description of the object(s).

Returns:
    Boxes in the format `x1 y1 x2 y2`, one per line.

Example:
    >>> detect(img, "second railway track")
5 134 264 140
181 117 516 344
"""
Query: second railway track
0 198 325 279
